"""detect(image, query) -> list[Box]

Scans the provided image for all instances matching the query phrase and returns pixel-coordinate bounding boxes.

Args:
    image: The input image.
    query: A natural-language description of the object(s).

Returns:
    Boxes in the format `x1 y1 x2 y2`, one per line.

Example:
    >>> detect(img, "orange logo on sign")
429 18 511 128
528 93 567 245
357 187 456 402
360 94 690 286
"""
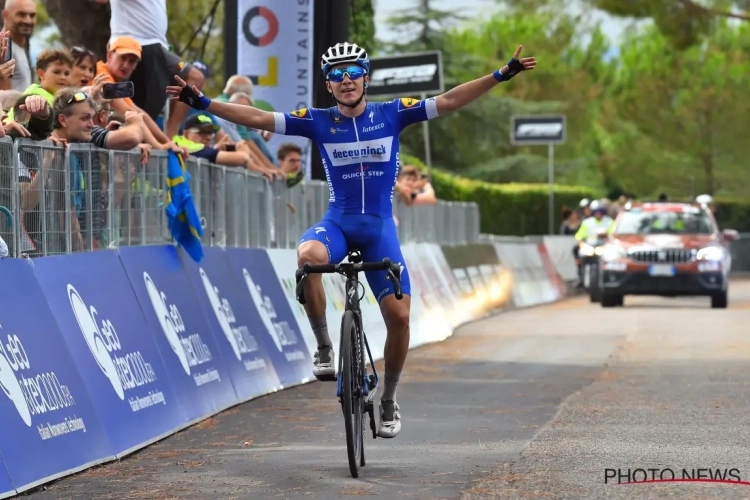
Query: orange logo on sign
400 98 419 108
291 108 308 118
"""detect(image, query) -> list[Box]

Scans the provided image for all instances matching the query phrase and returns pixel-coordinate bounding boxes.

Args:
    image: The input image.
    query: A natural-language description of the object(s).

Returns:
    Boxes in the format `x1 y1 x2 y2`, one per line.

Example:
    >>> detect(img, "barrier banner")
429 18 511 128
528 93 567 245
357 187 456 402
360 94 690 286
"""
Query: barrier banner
542 235 578 282
402 244 451 345
0 259 113 493
424 244 471 325
0 455 13 499
179 247 282 400
537 243 567 300
494 244 533 307
523 243 558 304
264 249 317 356
117 246 239 420
224 249 313 387
31 251 187 457
440 244 508 315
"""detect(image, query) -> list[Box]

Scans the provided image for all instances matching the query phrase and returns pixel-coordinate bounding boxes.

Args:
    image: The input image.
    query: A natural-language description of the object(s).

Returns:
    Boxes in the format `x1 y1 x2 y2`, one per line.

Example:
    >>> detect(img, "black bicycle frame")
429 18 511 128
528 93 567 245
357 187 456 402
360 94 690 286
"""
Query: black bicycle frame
294 252 403 400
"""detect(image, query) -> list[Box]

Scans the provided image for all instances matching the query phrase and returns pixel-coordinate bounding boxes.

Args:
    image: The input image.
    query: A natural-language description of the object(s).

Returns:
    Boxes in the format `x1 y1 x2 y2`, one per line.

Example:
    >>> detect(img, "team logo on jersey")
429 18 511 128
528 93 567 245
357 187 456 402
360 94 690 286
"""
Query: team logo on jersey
333 115 343 124
399 98 420 110
322 137 394 167
177 61 186 71
290 108 312 120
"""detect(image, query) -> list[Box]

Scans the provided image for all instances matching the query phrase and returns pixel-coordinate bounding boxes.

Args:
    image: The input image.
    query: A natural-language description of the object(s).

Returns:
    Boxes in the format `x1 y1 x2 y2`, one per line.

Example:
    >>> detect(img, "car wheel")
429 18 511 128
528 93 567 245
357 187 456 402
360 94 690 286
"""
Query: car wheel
711 290 728 309
602 294 623 308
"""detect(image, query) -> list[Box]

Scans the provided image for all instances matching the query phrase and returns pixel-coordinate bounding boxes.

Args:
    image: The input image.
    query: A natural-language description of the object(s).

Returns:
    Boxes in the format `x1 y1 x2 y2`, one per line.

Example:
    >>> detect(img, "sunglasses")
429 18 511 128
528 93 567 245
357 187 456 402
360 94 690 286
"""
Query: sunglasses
70 46 94 59
327 65 366 83
66 91 91 105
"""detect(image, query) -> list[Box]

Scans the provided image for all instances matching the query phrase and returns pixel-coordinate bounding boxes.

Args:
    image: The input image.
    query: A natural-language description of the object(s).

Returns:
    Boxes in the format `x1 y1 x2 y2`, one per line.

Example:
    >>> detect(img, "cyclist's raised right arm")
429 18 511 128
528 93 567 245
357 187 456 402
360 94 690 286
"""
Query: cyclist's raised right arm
167 76 317 138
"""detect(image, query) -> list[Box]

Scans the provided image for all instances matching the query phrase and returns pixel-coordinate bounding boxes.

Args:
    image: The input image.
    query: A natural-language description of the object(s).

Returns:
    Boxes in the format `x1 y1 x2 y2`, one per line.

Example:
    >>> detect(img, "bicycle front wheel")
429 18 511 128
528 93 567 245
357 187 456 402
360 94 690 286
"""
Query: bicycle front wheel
341 310 364 478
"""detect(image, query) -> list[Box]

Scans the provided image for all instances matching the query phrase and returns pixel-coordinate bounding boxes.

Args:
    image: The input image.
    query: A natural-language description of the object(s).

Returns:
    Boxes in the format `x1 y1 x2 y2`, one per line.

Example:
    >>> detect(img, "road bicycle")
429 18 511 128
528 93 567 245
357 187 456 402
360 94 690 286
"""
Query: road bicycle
295 249 403 478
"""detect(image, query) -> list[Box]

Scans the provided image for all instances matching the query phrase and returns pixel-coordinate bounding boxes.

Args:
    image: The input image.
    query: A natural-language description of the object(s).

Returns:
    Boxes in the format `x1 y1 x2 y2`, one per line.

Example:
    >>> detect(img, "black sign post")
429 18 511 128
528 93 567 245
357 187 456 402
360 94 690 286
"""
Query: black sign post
367 51 444 178
510 115 567 235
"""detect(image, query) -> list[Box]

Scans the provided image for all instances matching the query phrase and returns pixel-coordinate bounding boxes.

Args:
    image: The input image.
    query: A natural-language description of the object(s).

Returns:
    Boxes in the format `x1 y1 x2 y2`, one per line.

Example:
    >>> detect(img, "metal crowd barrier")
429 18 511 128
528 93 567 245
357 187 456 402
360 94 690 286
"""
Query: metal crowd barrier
0 137 481 257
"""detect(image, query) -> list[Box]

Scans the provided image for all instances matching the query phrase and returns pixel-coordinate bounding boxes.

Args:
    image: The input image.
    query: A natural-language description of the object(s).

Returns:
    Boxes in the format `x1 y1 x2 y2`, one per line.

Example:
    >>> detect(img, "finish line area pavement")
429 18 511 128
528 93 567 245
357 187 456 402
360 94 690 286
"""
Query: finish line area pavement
26 280 750 499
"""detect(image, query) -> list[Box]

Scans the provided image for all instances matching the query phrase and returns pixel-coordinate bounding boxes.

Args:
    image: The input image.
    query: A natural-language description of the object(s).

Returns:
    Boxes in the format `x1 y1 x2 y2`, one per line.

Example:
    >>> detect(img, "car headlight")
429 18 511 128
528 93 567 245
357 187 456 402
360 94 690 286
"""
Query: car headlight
601 245 627 261
696 246 723 261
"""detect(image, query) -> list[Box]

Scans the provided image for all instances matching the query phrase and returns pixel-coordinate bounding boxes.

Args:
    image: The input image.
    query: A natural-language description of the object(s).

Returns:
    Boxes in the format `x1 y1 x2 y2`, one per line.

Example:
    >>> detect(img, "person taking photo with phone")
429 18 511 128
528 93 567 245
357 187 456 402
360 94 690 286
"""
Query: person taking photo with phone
92 36 187 157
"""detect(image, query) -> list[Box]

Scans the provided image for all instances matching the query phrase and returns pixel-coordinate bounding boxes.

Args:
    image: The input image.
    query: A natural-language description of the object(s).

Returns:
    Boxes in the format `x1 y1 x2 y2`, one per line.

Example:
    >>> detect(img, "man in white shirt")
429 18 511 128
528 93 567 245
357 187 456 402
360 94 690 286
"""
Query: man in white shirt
1 0 35 92
95 0 206 138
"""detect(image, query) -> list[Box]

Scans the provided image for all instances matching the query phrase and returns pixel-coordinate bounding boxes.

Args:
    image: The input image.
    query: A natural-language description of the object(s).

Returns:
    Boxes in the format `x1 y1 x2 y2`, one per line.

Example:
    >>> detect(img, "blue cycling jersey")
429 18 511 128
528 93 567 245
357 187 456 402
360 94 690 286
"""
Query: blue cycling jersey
272 97 439 217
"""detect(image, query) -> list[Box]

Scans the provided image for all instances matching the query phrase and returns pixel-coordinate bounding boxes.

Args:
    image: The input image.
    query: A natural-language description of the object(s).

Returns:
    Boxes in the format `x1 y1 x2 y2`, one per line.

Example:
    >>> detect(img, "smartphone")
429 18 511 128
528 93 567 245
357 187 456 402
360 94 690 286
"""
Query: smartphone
102 81 135 100
5 39 11 63
225 144 236 152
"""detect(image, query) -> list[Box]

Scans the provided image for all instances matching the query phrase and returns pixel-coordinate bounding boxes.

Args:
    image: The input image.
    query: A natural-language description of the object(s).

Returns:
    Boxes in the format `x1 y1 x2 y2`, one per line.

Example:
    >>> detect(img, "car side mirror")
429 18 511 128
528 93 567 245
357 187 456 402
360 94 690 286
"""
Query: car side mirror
722 229 739 241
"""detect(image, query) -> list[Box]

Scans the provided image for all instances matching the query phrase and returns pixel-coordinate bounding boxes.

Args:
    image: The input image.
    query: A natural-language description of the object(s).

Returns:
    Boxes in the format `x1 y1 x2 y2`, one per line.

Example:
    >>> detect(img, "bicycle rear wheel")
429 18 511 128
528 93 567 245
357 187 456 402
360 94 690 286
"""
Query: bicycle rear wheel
341 310 364 478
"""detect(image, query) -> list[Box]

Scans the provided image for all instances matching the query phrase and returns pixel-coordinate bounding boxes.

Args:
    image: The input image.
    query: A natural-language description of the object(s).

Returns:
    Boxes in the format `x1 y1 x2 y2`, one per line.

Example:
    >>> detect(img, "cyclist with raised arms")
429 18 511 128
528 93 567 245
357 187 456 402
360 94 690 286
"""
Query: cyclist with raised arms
167 42 536 438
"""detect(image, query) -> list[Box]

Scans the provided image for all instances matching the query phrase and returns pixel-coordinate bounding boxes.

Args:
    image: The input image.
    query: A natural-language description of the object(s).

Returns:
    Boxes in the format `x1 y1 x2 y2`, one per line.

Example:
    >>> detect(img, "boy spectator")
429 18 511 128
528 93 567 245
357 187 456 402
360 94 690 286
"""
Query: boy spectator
6 49 72 121
175 113 277 181
94 0 206 138
0 0 35 92
93 36 186 156
277 143 302 175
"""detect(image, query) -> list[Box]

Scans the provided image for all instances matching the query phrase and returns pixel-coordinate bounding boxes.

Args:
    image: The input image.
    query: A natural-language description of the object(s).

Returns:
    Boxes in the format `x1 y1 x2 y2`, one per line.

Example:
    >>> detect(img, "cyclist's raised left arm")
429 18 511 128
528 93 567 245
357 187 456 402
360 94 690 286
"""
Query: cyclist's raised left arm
435 45 536 115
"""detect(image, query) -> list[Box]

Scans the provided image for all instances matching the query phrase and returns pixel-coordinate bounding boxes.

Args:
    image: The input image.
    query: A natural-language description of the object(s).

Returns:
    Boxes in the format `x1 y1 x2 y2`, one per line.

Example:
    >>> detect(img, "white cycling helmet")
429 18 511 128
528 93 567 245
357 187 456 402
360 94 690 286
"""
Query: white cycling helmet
579 198 590 208
321 42 370 76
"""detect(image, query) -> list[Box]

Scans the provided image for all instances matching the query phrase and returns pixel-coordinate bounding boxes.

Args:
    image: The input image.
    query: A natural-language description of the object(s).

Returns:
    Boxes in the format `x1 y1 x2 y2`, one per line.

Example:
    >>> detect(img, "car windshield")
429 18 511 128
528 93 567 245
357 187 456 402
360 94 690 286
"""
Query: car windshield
614 209 714 235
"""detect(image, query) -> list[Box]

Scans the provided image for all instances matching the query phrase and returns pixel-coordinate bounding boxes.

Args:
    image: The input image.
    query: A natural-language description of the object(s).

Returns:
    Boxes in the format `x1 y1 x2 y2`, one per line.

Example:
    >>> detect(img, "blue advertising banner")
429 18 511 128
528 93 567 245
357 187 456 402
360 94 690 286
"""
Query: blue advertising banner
31 251 188 457
0 453 13 499
223 249 312 387
0 259 114 492
179 247 281 401
117 246 238 420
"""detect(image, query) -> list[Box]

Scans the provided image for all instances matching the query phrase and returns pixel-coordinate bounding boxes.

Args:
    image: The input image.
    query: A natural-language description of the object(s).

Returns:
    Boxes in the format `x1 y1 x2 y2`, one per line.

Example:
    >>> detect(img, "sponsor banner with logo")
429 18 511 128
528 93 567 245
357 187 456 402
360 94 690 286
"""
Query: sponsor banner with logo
31 251 188 457
236 0 314 164
510 115 566 145
367 51 444 97
0 259 113 493
117 247 239 421
0 456 13 499
179 247 282 401
223 249 313 387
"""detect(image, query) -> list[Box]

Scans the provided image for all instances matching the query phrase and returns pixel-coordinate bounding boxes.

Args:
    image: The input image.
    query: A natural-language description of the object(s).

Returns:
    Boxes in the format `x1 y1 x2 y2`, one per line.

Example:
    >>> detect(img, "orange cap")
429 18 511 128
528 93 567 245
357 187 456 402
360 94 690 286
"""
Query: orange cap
110 36 142 59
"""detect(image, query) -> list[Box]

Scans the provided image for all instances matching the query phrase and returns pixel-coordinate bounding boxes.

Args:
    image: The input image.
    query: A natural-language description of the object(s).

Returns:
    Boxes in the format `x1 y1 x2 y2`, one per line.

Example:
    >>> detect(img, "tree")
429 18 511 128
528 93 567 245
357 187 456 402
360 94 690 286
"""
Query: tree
40 0 225 94
381 0 466 54
350 0 376 53
588 0 749 48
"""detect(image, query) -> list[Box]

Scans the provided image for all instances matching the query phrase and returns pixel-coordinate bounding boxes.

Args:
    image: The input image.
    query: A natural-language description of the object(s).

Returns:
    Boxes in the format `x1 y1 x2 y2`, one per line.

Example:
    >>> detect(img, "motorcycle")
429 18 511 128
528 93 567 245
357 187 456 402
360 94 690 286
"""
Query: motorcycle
576 228 608 303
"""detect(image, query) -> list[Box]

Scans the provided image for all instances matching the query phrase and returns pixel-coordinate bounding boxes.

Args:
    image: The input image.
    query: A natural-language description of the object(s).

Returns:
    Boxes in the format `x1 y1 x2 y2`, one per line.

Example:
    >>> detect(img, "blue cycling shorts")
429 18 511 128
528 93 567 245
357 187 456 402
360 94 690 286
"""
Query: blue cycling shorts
298 213 411 303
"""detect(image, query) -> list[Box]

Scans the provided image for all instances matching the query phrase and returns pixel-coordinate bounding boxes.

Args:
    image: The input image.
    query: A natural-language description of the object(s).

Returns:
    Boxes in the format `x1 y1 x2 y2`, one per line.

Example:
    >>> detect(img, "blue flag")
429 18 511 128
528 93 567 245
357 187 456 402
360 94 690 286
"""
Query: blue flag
165 151 204 262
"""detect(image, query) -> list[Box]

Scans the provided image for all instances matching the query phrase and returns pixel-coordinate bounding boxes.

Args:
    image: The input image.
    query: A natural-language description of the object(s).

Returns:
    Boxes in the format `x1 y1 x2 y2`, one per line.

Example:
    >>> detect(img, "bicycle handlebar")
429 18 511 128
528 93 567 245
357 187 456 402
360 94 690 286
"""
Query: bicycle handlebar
295 258 403 305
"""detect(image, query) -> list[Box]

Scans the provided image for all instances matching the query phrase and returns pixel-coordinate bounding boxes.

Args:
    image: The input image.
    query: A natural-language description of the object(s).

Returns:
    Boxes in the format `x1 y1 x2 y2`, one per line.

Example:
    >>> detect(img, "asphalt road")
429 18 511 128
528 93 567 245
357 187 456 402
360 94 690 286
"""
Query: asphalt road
23 280 750 500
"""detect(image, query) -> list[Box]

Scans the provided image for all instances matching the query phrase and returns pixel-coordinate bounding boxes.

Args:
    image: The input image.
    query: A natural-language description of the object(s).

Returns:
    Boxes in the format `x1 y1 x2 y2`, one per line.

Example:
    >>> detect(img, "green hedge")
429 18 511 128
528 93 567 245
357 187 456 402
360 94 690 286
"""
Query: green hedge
401 154 596 235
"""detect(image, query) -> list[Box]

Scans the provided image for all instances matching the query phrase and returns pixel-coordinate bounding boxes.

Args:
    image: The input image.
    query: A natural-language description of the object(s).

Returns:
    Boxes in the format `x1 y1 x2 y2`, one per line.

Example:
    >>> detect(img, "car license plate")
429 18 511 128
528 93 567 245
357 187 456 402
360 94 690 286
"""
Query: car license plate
649 264 675 276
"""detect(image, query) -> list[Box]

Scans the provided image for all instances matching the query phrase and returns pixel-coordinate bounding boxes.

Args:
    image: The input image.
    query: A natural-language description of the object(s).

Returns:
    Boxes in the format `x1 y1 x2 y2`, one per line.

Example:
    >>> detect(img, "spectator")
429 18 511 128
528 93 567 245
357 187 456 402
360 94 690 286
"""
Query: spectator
227 91 278 166
560 206 579 235
68 46 96 87
277 143 302 175
13 94 59 257
94 0 206 138
277 142 304 188
0 0 34 92
175 113 277 181
93 36 185 155
6 49 73 122
396 165 437 206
